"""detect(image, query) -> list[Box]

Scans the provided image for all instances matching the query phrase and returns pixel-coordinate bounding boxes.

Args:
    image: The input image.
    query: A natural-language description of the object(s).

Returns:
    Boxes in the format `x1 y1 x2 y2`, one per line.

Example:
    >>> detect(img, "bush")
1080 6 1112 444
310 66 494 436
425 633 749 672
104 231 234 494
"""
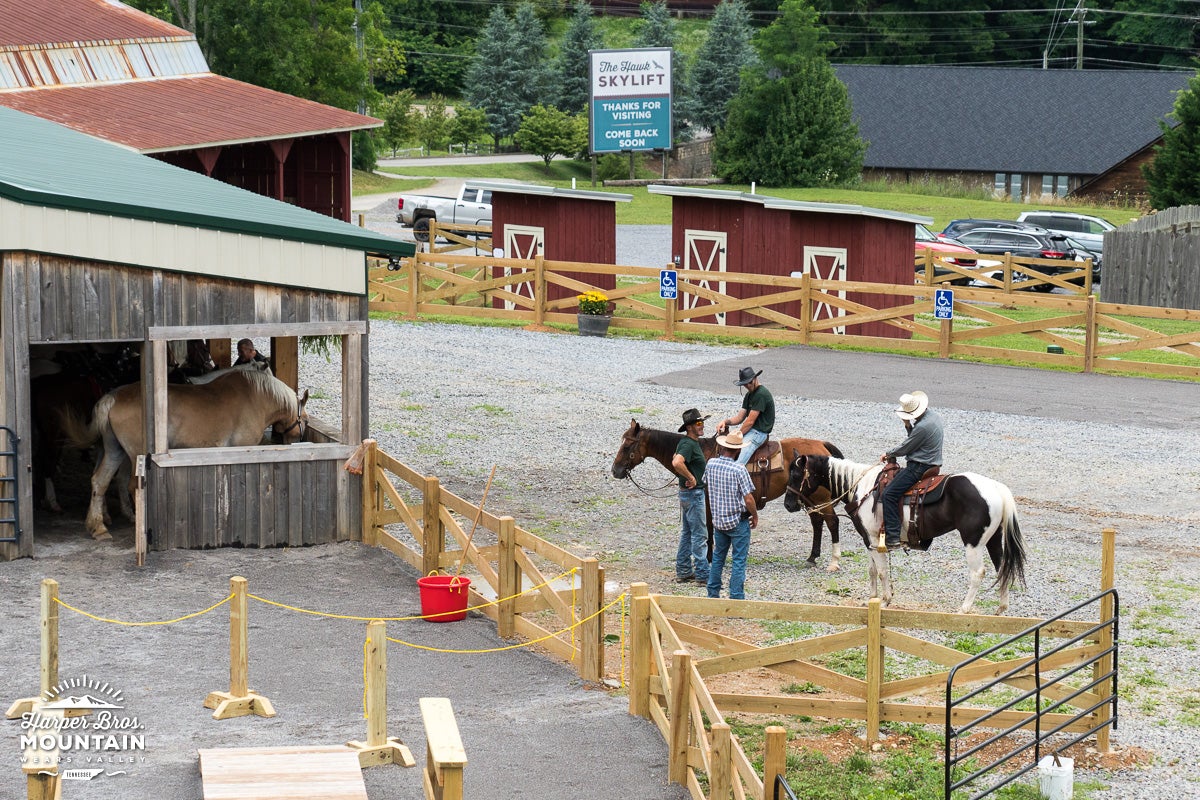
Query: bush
352 131 377 172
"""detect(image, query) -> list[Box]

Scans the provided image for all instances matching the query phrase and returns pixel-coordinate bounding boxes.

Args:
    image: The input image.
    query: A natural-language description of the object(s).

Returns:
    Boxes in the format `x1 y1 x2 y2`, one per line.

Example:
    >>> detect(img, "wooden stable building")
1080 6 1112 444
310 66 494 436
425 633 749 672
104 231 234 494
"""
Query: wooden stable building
468 180 631 306
647 185 930 336
0 108 414 561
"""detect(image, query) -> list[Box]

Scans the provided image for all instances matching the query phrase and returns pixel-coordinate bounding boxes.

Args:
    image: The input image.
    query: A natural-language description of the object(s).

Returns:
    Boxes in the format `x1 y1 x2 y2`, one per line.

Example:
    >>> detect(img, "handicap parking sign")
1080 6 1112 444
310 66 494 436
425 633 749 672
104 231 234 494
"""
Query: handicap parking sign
934 288 954 320
659 269 678 300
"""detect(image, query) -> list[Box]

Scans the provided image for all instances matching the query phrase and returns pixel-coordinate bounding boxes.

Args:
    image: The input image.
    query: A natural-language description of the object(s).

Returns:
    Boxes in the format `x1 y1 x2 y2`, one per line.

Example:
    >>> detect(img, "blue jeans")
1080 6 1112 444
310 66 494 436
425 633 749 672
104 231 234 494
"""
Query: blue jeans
675 488 708 581
735 428 769 466
707 518 750 599
882 461 933 542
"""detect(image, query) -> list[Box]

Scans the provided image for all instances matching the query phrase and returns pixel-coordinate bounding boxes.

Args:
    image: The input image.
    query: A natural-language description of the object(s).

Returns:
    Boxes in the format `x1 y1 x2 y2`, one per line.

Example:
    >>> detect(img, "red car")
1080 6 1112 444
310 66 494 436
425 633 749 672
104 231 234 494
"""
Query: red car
916 224 978 284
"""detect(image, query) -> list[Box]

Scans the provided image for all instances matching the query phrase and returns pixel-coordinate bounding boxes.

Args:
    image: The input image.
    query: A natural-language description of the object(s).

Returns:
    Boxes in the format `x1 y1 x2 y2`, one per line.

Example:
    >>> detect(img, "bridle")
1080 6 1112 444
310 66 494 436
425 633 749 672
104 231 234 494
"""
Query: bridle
615 439 676 497
276 415 306 440
784 457 866 518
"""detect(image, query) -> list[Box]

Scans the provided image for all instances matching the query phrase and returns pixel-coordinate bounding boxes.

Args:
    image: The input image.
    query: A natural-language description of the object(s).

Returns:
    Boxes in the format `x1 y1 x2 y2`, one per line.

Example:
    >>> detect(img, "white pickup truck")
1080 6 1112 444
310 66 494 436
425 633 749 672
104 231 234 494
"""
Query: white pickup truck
395 184 492 242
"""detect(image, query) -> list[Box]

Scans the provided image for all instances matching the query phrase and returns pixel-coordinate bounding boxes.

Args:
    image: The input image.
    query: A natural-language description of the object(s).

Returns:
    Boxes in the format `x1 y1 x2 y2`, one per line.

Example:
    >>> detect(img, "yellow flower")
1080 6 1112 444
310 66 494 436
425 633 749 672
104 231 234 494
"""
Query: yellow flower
577 290 610 316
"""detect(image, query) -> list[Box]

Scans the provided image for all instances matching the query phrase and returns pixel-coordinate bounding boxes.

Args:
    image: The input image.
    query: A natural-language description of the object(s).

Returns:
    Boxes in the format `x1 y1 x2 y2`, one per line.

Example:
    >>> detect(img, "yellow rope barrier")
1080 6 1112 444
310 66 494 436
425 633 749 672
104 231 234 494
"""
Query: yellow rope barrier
384 593 627 655
53 594 233 626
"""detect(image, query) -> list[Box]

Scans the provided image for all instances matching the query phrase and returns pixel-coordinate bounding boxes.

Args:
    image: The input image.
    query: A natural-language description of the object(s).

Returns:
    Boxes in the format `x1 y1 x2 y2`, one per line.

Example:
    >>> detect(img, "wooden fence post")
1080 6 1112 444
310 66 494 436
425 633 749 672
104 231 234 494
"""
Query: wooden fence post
710 722 732 800
1003 252 1013 293
348 620 415 768
205 576 275 720
668 650 691 786
1084 294 1098 374
629 583 651 718
866 598 883 743
1095 527 1116 753
534 255 546 325
6 579 59 719
497 516 517 639
938 317 952 360
799 272 811 345
762 725 787 800
422 475 443 577
361 439 378 546
580 557 603 682
408 253 420 320
665 296 677 339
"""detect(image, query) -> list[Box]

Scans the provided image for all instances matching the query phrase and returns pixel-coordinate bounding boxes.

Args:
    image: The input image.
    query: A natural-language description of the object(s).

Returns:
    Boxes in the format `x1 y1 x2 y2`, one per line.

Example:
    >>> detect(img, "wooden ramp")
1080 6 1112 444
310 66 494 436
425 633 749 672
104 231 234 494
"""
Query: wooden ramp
199 745 368 800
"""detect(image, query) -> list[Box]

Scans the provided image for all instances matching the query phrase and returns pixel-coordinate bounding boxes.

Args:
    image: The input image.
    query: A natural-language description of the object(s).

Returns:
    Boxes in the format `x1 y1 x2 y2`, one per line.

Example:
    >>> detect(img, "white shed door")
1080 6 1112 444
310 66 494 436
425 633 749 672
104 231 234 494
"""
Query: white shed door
683 229 727 325
802 246 847 335
502 225 544 311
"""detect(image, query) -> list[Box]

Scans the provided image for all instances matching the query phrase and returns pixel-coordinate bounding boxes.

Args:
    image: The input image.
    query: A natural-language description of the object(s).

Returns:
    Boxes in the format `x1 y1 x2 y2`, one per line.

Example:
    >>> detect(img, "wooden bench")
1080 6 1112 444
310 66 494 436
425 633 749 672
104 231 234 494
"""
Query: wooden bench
198 745 367 800
420 698 467 800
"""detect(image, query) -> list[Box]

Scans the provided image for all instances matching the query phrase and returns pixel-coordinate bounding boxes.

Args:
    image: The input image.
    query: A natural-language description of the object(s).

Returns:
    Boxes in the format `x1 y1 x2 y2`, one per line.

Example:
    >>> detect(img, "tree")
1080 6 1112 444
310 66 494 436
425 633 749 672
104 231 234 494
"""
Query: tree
515 105 588 169
449 105 490 151
415 94 453 152
713 0 864 186
1144 71 1200 209
464 6 523 149
556 1 605 114
378 90 417 156
379 0 490 95
687 0 757 134
510 3 555 114
634 1 690 142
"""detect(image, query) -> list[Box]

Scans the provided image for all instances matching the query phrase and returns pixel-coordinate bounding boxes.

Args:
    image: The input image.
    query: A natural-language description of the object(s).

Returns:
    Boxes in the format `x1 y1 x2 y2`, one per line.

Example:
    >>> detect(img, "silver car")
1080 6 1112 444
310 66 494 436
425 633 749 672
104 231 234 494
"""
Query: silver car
1016 211 1115 260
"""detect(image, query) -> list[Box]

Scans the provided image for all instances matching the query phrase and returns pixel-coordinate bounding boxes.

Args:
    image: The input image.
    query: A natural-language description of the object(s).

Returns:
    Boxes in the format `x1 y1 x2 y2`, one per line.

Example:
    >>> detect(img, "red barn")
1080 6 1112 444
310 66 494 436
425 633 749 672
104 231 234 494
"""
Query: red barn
470 180 631 307
648 185 930 337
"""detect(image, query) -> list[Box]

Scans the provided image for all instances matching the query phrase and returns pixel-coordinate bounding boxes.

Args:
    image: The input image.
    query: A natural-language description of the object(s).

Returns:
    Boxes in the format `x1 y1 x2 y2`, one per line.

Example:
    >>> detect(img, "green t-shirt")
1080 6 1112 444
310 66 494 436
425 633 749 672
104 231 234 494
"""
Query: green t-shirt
675 436 707 489
742 385 775 434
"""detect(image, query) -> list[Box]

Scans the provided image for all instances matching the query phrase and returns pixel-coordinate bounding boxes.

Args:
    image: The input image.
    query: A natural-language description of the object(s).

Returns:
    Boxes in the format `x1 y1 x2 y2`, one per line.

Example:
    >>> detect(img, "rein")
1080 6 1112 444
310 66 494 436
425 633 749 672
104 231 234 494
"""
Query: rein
623 469 677 498
786 459 870 517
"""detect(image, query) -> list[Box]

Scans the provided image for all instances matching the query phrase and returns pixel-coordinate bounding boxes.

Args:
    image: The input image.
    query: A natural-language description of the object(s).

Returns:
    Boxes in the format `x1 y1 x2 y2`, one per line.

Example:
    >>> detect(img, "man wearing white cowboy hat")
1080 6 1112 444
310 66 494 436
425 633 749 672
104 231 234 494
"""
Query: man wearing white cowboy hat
703 430 759 600
671 408 711 584
716 366 775 468
880 390 944 549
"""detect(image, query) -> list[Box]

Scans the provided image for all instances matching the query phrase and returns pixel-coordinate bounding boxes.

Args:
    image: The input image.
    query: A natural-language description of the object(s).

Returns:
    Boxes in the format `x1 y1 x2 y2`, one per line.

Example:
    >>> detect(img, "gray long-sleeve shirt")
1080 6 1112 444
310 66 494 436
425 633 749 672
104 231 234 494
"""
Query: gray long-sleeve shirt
886 408 944 466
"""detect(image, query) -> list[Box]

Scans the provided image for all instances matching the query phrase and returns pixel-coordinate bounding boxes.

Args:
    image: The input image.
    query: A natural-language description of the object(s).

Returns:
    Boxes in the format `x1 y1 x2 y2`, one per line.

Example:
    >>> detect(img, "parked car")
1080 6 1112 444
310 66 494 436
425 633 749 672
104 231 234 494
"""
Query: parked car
953 228 1099 291
939 218 1052 241
395 184 493 242
915 224 978 284
1016 211 1115 260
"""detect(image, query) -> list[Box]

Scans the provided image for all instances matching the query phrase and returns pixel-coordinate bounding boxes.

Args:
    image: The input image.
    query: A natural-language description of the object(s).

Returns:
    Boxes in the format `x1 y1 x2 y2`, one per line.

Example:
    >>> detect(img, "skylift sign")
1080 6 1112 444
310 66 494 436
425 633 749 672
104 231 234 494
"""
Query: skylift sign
589 47 672 154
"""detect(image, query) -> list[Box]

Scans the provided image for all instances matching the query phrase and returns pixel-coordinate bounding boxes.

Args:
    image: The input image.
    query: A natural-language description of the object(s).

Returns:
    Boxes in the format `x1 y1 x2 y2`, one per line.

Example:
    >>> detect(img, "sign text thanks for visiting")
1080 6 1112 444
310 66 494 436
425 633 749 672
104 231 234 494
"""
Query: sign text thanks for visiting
589 48 672 155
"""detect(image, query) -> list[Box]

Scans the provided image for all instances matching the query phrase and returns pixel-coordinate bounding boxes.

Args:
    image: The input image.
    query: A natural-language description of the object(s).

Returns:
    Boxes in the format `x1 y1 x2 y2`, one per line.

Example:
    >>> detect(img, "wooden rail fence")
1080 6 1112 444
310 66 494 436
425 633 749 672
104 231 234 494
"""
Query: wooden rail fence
368 252 1200 380
357 439 606 681
627 531 1117 800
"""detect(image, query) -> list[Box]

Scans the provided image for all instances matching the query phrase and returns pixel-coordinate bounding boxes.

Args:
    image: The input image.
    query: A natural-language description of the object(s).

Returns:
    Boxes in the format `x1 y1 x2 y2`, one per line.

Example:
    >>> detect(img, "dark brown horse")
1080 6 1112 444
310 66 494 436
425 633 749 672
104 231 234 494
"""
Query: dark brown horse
611 420 846 571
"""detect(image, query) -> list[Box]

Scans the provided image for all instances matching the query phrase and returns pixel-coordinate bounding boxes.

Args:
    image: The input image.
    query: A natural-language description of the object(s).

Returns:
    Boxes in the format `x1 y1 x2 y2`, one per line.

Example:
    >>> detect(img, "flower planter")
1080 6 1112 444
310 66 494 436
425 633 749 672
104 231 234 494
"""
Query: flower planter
577 314 612 337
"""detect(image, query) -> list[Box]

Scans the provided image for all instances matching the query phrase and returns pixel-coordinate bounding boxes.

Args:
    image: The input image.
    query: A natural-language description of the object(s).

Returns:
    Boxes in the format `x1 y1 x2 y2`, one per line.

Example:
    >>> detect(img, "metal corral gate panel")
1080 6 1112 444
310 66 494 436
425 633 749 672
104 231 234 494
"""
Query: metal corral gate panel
0 426 20 543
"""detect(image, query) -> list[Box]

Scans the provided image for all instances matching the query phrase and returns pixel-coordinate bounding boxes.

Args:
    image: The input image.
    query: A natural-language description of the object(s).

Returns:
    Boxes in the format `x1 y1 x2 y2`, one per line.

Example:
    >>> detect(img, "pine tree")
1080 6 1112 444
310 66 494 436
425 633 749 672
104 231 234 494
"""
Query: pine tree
634 1 689 142
464 7 522 149
556 1 604 114
1144 71 1200 209
687 0 757 134
510 3 554 115
713 0 864 186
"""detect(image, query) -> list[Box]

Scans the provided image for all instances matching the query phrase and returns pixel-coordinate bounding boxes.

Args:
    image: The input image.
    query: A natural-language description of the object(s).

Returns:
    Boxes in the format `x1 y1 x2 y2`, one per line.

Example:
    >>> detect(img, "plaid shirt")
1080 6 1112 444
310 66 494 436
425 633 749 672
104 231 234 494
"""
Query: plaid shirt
703 456 754 530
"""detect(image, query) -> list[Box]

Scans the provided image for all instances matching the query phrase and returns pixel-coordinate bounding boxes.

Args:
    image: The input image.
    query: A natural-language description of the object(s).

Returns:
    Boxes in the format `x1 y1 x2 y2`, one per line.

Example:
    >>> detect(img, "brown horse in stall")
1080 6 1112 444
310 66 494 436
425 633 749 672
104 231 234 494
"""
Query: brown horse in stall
611 420 846 571
61 370 309 541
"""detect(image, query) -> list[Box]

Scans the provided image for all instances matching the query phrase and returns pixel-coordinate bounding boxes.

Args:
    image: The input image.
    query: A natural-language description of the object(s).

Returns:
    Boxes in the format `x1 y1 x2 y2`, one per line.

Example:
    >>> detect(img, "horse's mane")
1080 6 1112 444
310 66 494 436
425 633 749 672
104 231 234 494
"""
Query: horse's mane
236 369 297 414
826 456 877 498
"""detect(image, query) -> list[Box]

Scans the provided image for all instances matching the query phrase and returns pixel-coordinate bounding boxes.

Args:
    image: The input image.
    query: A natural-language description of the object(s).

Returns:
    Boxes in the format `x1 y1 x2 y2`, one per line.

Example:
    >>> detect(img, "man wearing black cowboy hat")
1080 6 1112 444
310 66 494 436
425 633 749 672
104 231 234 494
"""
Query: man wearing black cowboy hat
716 367 775 467
670 408 710 584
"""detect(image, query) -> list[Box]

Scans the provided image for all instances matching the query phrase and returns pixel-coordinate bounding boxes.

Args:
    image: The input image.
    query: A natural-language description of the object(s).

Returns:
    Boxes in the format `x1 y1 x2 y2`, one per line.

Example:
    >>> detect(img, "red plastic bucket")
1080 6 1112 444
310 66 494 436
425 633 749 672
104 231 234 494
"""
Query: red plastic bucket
417 575 472 622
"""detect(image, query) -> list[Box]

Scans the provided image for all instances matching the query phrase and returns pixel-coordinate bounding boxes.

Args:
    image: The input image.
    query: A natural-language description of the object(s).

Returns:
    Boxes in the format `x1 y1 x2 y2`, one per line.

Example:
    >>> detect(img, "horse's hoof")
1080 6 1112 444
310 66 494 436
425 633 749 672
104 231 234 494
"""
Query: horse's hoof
90 528 111 541
803 558 817 569
825 563 840 573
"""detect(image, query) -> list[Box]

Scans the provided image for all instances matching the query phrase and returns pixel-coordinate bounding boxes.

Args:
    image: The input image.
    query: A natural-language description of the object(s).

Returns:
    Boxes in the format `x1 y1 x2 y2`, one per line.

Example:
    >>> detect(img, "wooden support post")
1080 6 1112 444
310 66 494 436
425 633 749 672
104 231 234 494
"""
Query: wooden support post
1083 294 1098 374
938 317 952 360
134 456 147 567
347 620 415 768
923 248 934 285
421 476 443 577
762 726 787 800
420 697 466 800
667 650 691 786
580 557 603 682
497 517 517 639
665 295 677 339
865 598 883 744
1095 527 1116 753
533 255 546 326
799 273 811 345
209 337 232 369
1003 252 1014 293
204 576 275 720
361 440 379 546
408 254 420 320
23 705 62 800
7 579 59 719
628 584 651 718
709 722 731 800
271 336 299 393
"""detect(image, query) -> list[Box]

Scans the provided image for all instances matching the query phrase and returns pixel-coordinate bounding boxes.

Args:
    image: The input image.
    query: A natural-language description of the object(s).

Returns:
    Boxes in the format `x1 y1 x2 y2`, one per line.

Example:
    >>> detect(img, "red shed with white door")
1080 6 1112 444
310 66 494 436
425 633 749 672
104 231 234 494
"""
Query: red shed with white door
647 185 930 337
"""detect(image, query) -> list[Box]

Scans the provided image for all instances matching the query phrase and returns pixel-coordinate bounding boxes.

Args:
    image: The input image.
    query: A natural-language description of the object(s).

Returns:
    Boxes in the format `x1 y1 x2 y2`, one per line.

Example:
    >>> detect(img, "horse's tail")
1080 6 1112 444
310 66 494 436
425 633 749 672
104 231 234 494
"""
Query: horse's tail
993 483 1028 592
59 393 112 449
823 441 844 459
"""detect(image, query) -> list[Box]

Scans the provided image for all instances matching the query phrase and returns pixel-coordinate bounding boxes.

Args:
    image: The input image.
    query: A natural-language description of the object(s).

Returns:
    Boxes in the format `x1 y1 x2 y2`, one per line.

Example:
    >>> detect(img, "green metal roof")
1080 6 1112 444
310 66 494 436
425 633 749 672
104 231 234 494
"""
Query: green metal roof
0 106 414 258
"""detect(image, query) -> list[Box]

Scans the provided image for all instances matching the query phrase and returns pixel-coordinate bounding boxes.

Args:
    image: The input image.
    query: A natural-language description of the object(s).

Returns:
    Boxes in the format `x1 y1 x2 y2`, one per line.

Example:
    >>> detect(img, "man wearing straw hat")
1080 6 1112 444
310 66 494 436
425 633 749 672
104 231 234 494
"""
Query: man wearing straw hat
671 408 710 585
704 430 758 600
880 390 943 549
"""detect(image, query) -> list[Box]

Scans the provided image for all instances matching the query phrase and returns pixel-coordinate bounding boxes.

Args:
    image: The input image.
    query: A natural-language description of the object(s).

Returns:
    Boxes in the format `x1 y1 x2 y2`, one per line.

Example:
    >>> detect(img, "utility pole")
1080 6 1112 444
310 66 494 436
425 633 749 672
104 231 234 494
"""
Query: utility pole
1068 2 1093 70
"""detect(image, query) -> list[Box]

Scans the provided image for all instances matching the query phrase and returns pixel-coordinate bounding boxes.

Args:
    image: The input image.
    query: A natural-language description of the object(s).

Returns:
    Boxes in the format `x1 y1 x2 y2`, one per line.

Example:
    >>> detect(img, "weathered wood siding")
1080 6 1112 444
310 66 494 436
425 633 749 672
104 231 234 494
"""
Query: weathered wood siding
1 253 33 558
1104 206 1200 308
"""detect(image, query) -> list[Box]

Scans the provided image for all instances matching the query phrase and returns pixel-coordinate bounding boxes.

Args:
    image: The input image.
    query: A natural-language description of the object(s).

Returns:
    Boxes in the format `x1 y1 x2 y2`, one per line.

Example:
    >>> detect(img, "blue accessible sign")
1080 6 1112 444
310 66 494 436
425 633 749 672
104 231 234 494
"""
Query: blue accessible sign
659 269 677 300
934 288 954 320
589 47 672 155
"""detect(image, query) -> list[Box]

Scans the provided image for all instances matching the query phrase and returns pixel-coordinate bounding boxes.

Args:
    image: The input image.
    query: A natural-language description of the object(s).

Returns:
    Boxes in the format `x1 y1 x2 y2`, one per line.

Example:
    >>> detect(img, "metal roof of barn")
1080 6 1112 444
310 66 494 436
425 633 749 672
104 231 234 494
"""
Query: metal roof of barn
466 180 632 204
0 106 413 259
646 185 931 225
833 64 1191 175
0 0 188 46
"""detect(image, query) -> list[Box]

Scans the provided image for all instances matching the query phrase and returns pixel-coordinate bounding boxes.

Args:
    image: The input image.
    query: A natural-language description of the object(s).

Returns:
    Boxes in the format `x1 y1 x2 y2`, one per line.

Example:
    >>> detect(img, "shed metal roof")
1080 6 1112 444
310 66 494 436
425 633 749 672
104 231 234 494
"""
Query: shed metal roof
466 180 632 204
646 185 931 225
833 64 1190 175
0 0 188 47
0 106 413 259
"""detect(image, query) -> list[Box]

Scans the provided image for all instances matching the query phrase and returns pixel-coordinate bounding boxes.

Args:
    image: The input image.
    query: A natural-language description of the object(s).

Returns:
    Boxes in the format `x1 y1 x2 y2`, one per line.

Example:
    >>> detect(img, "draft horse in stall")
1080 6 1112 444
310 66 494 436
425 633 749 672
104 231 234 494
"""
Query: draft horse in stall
784 454 1027 614
611 420 847 571
61 370 309 541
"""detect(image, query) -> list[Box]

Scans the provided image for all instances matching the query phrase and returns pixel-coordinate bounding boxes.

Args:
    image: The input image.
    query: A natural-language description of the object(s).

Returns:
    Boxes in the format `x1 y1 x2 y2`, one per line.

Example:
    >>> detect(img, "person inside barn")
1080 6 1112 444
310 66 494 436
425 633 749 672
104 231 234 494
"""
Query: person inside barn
235 338 269 367
671 408 710 585
880 390 944 549
716 367 775 467
704 430 758 600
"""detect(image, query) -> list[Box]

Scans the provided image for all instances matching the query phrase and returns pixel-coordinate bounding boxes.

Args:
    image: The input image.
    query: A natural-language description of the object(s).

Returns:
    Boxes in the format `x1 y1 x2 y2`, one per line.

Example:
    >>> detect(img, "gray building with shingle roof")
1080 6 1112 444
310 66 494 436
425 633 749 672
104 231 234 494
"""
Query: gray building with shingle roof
833 64 1192 201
